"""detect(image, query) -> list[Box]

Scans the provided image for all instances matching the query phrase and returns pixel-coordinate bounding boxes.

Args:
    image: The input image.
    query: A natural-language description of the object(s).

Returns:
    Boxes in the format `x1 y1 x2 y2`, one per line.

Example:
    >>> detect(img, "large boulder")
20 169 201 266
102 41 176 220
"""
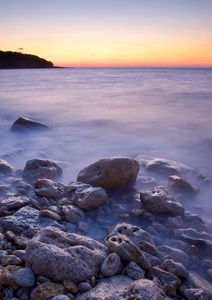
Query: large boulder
11 117 50 131
140 186 184 216
77 157 140 189
22 158 62 182
25 226 109 283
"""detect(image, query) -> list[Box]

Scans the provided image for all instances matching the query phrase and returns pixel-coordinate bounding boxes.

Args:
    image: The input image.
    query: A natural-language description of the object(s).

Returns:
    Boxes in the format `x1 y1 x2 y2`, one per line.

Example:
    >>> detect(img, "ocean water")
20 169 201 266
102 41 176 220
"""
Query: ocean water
0 67 212 220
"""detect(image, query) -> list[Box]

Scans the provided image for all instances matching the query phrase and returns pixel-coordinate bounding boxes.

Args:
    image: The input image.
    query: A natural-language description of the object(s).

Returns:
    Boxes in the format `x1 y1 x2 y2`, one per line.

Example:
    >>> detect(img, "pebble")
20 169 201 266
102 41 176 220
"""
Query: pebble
13 267 35 287
63 279 78 294
1 255 22 266
39 209 61 221
101 253 121 277
127 261 144 280
77 282 93 292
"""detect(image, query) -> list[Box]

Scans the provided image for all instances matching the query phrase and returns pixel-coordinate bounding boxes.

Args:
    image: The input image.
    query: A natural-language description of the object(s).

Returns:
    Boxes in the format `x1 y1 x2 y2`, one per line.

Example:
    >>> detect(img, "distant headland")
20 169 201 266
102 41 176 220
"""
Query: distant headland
0 51 57 69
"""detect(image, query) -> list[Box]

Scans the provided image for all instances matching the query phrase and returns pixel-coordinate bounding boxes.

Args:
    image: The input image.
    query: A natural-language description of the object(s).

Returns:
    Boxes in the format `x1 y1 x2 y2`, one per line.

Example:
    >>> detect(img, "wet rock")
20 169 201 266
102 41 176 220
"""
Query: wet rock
174 228 212 256
1 254 22 266
32 282 67 300
124 278 169 300
77 157 140 189
157 245 189 267
184 288 209 300
129 208 155 221
0 265 21 290
140 186 184 216
105 234 151 271
106 222 156 254
12 250 26 261
142 251 161 267
0 195 31 211
188 270 212 298
25 226 108 283
39 209 61 221
78 282 93 292
0 159 15 175
75 275 133 300
13 267 35 287
100 253 121 277
0 206 65 238
35 179 66 199
151 221 171 236
165 216 183 230
168 175 199 194
11 116 50 131
52 295 70 300
136 155 196 177
22 158 62 182
165 239 189 252
127 261 144 280
63 280 78 294
66 182 108 210
61 204 84 223
160 258 189 279
148 266 181 297
183 213 207 232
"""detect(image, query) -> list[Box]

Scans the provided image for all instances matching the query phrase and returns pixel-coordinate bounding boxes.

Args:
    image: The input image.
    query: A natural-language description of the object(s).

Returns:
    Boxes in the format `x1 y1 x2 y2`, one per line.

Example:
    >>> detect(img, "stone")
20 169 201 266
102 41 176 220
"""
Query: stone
127 261 144 280
77 282 93 292
148 266 181 297
100 253 121 277
13 267 35 287
188 271 212 298
184 288 209 300
140 186 184 216
22 158 62 182
168 175 199 194
66 182 108 210
136 155 196 177
124 278 169 300
0 265 21 290
63 280 78 294
1 254 22 266
52 296 70 300
0 196 31 211
0 206 65 238
12 250 26 262
31 282 67 300
105 234 151 271
174 228 212 256
35 179 66 199
39 209 61 221
25 226 108 283
11 116 50 131
157 245 189 267
0 159 15 174
61 204 84 223
183 213 207 232
165 216 183 230
75 275 133 300
106 222 156 254
160 258 189 279
77 157 140 189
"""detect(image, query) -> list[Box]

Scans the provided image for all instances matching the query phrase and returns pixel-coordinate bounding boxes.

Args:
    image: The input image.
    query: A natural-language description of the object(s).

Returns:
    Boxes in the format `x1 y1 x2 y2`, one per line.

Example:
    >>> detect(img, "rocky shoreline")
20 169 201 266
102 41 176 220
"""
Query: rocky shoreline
0 118 211 299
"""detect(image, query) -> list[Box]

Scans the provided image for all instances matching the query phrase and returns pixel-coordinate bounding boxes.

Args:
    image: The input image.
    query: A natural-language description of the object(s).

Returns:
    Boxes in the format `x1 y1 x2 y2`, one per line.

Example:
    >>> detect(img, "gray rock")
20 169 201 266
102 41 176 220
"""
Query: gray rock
160 258 189 279
13 267 35 287
105 234 151 271
11 116 50 131
39 209 61 221
124 278 169 300
0 159 15 175
66 182 108 210
168 175 199 194
25 226 109 283
52 296 70 300
0 206 65 238
1 254 22 266
157 245 189 267
127 261 144 280
183 213 207 232
77 157 140 189
35 179 66 199
77 282 93 292
75 275 133 300
22 158 62 182
0 196 31 210
165 216 183 230
62 205 84 223
184 288 209 300
140 186 184 216
188 270 212 297
100 253 121 277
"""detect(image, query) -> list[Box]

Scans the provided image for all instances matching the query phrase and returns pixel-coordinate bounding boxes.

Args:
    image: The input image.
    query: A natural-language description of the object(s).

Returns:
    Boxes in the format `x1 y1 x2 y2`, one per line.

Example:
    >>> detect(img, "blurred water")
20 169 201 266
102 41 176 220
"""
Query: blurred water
0 67 212 184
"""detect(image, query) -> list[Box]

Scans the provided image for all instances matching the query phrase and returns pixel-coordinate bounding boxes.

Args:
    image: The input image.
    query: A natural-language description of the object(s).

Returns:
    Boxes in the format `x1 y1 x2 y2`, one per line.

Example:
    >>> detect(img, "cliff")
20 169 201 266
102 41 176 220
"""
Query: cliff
0 51 55 69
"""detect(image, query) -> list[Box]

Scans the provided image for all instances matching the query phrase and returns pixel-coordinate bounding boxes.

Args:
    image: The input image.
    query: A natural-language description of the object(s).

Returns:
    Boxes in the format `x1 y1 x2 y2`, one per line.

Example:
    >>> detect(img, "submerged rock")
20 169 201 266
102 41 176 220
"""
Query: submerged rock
22 158 63 182
11 116 50 131
0 159 15 175
140 186 184 216
77 157 140 189
25 226 109 283
168 175 199 194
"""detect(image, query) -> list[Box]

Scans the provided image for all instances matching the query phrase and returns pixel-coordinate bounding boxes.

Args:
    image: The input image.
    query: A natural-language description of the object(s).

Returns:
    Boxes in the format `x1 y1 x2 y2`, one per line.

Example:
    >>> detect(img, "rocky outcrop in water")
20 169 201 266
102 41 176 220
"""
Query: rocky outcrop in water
11 117 50 131
0 155 211 299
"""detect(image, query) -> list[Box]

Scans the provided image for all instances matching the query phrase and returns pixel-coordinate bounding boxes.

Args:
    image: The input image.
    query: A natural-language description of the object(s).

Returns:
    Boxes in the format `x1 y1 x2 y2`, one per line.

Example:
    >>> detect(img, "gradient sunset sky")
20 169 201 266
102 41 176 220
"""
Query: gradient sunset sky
1 0 212 67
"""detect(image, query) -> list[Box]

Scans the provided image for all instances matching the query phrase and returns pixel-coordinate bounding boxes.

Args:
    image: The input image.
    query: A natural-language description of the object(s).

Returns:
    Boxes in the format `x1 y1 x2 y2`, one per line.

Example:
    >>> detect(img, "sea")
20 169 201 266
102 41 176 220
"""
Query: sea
0 67 212 224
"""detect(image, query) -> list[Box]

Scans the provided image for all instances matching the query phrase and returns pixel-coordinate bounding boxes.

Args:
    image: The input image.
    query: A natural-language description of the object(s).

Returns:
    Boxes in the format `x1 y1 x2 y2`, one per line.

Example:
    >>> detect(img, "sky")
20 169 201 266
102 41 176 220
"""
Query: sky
1 0 212 67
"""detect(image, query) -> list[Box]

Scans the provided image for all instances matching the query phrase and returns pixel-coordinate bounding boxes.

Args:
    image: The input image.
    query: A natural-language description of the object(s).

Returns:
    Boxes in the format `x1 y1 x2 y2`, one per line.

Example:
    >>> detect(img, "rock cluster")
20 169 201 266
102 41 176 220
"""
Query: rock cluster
0 155 211 299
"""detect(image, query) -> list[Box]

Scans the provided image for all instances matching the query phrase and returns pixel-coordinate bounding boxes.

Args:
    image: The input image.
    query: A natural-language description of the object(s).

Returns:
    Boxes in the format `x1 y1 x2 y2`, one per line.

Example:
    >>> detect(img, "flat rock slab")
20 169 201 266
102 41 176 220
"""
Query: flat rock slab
0 206 65 238
76 275 133 300
77 157 140 189
11 117 50 131
25 226 109 283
